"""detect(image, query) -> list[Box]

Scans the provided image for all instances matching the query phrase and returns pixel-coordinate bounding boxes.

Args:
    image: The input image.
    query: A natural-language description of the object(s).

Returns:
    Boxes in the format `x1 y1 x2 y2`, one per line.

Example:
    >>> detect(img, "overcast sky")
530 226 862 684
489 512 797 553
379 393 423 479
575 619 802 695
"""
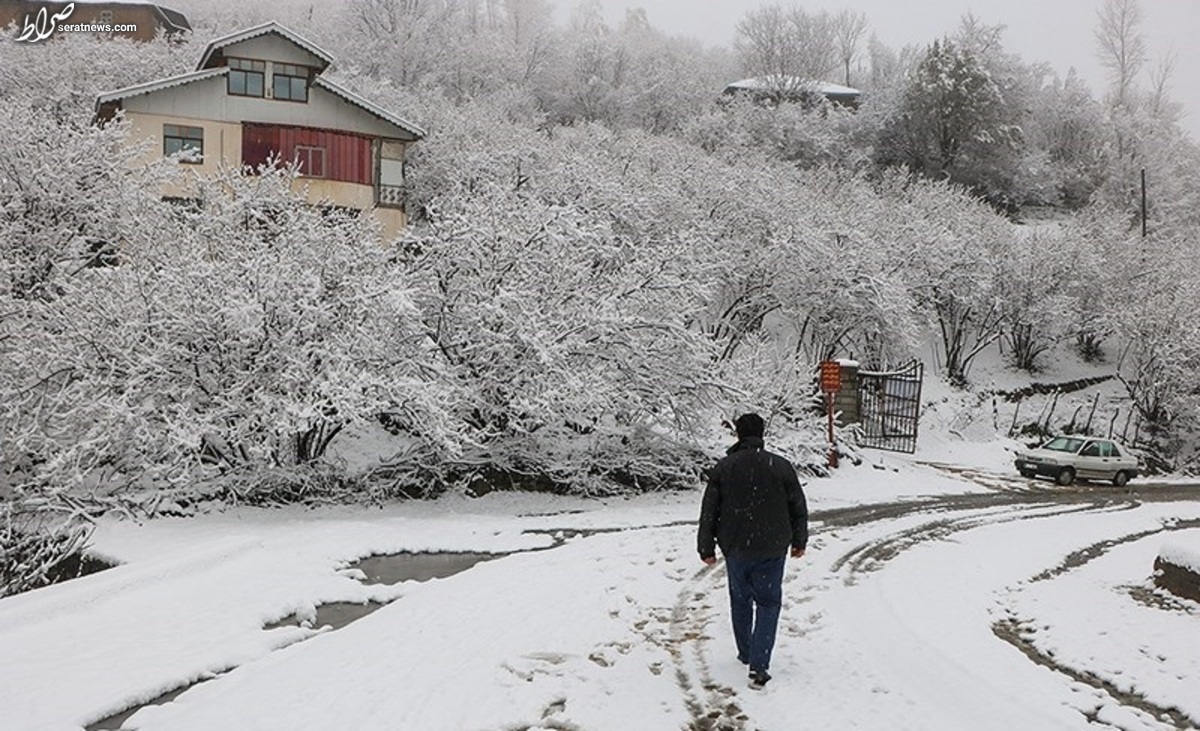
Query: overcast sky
554 0 1200 140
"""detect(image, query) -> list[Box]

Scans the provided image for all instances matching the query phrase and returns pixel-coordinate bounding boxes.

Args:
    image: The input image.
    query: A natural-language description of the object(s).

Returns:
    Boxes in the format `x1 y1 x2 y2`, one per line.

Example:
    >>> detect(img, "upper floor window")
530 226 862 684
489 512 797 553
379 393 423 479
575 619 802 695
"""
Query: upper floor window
273 63 310 102
227 58 265 97
163 124 203 163
98 10 113 23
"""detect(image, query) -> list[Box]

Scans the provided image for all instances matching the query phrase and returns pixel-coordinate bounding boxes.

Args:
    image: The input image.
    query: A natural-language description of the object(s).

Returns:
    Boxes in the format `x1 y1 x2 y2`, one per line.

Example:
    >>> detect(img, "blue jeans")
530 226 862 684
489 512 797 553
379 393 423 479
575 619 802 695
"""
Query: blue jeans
724 554 786 673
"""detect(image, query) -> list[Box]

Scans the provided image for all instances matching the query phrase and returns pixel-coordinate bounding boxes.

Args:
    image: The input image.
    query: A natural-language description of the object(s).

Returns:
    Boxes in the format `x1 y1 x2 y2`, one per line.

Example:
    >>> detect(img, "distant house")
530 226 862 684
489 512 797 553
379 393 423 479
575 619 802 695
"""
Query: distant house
0 0 190 42
723 76 861 109
93 22 425 238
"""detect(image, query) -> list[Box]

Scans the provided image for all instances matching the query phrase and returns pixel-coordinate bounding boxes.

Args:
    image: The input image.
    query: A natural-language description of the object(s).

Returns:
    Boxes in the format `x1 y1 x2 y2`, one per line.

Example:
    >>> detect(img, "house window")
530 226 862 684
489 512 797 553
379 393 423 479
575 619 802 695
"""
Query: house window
98 10 113 23
163 124 204 163
227 58 265 97
272 63 309 102
294 145 325 177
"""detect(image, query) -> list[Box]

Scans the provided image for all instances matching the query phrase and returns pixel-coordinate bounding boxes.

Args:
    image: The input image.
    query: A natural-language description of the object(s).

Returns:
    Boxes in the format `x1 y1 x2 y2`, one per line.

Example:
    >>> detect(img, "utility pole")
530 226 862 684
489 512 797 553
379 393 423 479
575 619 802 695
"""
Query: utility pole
1141 168 1147 237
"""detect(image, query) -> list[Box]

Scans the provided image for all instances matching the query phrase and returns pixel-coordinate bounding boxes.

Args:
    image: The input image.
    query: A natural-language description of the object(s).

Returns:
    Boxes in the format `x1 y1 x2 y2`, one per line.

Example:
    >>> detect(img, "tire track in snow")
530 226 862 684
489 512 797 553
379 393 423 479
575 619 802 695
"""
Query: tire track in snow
666 562 749 731
993 518 1200 731
828 500 1132 584
811 466 1200 731
991 617 1199 730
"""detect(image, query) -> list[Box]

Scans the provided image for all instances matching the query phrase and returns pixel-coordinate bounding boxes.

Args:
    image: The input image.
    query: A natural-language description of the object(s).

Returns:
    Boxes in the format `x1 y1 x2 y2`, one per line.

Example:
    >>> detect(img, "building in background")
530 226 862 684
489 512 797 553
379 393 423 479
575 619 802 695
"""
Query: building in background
1 0 191 42
93 22 425 238
723 76 861 109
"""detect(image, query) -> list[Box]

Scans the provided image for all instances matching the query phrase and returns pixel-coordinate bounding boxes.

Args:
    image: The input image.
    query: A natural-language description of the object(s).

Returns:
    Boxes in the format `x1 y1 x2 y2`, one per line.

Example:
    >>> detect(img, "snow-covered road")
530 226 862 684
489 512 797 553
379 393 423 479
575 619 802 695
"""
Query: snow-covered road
2 465 1198 731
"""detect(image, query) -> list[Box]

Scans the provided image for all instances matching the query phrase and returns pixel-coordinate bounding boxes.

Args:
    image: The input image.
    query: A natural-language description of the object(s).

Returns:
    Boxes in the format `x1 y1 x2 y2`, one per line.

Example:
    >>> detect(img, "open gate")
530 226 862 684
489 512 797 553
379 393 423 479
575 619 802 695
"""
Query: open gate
858 361 923 453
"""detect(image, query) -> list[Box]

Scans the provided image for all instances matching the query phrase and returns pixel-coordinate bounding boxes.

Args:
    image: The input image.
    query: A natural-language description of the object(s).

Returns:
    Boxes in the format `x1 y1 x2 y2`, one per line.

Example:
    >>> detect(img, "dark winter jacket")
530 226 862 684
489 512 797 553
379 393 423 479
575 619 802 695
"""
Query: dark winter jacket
697 437 808 561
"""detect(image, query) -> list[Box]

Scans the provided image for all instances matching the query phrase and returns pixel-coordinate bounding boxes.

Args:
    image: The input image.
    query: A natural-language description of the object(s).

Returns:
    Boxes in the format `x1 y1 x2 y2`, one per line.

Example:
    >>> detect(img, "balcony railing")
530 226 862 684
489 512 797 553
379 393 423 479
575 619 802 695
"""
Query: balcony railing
377 184 405 209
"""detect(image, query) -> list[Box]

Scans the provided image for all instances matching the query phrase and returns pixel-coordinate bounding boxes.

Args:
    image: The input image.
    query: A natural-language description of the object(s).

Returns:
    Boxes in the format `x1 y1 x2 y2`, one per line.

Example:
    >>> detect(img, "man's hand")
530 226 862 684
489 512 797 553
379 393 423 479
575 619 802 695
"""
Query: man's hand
701 555 717 566
790 546 806 559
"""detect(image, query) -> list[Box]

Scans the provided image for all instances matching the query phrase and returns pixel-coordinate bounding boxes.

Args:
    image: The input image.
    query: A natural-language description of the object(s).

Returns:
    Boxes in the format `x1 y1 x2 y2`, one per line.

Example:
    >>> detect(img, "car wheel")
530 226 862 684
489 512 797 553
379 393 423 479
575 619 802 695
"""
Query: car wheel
1056 468 1076 486
1113 471 1129 487
1019 470 1035 479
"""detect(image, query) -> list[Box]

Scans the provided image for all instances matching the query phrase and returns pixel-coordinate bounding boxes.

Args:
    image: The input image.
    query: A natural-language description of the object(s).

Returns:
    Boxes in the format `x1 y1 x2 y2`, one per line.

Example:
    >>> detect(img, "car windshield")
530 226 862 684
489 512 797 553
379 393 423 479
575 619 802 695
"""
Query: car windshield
1042 437 1085 453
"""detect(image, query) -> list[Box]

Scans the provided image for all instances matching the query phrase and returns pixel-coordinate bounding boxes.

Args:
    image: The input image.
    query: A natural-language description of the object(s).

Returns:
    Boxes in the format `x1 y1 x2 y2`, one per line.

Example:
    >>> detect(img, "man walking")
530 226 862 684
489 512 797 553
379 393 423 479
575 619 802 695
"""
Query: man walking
697 413 808 690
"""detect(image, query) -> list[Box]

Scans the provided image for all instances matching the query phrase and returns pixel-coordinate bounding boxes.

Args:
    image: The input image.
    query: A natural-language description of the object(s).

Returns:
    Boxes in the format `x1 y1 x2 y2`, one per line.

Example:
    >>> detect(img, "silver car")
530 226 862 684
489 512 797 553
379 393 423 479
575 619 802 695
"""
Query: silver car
1014 436 1141 486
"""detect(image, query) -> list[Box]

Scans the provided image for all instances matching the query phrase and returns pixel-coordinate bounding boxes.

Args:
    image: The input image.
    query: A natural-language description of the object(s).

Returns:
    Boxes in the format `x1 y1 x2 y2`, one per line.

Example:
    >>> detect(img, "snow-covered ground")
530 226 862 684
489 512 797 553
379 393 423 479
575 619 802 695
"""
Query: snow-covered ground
4 340 1199 731
3 438 1199 731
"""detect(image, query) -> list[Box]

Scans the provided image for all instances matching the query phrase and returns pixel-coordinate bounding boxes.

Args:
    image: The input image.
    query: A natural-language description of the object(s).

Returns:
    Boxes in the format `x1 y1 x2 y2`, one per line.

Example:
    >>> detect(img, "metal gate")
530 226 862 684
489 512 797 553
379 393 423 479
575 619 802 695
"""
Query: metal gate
858 361 923 453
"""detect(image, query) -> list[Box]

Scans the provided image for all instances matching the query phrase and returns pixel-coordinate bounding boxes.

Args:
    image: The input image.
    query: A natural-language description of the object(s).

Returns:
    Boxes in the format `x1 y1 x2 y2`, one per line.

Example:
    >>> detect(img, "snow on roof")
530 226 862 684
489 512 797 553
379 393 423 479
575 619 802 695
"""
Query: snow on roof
94 66 227 111
725 76 861 97
196 21 334 72
313 77 427 140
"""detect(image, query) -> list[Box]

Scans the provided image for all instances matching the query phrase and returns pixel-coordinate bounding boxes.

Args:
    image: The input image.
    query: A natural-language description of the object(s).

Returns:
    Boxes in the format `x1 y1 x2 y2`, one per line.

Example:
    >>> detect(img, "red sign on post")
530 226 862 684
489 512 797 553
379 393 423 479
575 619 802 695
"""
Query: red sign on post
819 361 841 393
819 361 840 468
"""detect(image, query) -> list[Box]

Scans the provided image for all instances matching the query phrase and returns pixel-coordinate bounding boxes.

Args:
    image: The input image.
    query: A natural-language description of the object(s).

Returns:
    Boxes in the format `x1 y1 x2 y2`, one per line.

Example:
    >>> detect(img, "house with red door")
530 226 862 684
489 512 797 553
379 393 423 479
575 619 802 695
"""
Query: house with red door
94 21 424 237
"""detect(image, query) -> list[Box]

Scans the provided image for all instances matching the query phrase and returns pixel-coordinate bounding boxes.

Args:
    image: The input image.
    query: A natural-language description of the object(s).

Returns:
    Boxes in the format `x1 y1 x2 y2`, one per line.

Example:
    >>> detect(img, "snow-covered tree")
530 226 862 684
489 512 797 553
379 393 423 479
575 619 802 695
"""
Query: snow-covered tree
877 35 1025 209
734 4 837 87
993 228 1082 371
3 162 440 497
1094 0 1146 109
0 32 190 122
831 10 869 87
408 181 718 493
1025 69 1110 208
876 173 1010 384
1111 249 1200 448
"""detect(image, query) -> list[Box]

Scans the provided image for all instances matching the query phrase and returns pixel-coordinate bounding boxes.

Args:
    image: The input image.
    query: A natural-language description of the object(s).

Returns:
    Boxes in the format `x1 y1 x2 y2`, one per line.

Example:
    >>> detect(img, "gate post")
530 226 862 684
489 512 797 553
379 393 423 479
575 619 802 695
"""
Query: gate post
833 360 859 426
819 361 843 467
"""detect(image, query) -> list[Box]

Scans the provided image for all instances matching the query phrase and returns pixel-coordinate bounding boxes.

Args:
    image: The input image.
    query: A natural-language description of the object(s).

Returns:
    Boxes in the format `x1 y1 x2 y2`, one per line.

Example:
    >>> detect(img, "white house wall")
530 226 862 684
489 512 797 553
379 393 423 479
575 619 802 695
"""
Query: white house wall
122 78 406 139
215 34 327 69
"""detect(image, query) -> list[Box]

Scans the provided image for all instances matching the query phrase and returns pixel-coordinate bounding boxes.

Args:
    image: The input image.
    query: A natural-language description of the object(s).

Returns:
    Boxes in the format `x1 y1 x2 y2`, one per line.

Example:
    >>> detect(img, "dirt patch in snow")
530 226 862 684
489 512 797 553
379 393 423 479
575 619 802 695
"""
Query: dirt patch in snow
1154 557 1200 604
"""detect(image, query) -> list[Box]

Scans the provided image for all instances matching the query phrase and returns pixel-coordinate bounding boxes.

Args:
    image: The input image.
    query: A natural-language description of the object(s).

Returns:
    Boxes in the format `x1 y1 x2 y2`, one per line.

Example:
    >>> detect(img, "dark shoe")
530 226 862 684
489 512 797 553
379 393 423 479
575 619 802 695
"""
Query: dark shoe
749 670 771 690
737 654 749 666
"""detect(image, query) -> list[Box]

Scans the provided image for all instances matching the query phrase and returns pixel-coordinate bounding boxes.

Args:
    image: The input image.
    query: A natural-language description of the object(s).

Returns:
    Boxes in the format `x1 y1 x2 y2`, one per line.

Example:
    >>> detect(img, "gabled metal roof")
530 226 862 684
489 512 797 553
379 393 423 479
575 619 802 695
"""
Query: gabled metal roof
155 5 191 33
95 66 228 113
725 76 861 97
92 22 424 140
314 77 427 141
196 21 334 72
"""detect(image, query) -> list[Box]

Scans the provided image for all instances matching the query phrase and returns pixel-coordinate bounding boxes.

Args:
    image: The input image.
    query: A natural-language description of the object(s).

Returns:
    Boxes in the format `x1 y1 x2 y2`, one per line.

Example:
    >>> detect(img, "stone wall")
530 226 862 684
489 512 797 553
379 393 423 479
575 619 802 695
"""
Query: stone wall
833 361 859 426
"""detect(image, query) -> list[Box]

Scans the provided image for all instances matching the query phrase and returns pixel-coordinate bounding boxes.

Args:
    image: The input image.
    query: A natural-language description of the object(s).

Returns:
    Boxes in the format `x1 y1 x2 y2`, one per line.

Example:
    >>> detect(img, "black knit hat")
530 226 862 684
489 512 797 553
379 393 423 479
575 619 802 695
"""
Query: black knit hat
734 413 765 439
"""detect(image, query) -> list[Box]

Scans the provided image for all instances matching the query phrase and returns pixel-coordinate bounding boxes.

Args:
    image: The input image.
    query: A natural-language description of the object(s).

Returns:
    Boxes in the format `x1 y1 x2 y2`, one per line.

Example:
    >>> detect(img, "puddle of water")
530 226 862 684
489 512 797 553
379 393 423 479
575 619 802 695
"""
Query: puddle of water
351 551 498 584
265 600 388 632
86 677 215 731
89 552 503 728
264 552 502 632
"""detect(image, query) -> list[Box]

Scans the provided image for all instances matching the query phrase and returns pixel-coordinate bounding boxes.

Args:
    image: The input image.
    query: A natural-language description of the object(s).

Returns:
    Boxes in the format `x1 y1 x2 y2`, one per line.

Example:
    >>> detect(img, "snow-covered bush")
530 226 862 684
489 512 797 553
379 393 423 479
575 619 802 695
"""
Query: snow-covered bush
0 499 93 598
0 32 190 122
863 172 1011 384
4 162 442 498
682 96 873 171
994 228 1082 372
9 11 1200 497
1112 252 1200 452
406 183 717 495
